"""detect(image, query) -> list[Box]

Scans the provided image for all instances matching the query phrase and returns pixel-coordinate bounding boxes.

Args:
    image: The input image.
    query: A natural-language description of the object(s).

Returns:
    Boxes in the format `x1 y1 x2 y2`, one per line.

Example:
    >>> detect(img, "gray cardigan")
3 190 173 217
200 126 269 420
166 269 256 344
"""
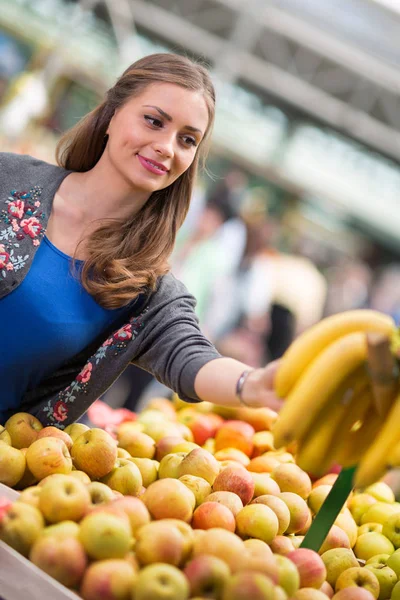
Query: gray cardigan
0 152 221 427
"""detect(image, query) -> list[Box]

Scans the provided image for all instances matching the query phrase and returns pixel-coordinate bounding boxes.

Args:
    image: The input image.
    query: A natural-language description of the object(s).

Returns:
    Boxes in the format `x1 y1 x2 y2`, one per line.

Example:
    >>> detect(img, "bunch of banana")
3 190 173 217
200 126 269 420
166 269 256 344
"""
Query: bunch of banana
271 309 400 484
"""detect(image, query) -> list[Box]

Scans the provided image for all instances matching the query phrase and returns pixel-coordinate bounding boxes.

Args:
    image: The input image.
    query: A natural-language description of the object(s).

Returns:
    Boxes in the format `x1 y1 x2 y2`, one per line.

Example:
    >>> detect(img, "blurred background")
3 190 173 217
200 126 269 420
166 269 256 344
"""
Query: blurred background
2 0 400 409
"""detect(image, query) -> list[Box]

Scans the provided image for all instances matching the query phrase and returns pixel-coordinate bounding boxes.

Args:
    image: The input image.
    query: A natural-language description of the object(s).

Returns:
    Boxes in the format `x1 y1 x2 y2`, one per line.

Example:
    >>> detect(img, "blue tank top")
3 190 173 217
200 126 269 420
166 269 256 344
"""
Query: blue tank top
0 237 126 422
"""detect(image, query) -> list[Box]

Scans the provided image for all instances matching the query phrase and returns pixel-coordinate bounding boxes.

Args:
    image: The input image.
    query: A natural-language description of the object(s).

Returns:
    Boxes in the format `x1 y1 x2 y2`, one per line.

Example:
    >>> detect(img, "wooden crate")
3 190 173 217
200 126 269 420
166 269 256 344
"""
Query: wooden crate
0 483 79 600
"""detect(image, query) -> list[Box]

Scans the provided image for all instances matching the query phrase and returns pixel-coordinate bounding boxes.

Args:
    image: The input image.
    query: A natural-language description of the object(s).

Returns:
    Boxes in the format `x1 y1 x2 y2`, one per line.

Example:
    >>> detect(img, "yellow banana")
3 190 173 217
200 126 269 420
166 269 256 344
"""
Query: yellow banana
296 395 349 476
275 310 395 399
354 390 400 488
295 368 369 475
329 387 377 469
387 440 400 468
273 331 369 449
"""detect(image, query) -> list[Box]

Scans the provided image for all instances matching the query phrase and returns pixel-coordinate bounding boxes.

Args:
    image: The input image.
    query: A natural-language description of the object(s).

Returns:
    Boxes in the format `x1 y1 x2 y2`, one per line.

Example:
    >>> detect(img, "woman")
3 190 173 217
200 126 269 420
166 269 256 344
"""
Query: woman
0 53 282 428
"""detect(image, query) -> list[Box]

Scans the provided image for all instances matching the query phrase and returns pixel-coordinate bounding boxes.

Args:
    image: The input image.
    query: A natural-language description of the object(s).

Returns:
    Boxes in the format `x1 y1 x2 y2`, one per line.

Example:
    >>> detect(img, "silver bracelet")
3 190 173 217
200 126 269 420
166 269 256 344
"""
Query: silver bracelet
236 369 255 406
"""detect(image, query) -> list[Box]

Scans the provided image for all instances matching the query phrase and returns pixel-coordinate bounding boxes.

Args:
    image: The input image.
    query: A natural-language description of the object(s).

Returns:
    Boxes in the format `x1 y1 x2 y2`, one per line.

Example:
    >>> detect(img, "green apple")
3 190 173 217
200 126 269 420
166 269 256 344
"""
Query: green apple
64 422 90 442
133 563 189 600
321 547 359 588
101 459 142 496
79 511 133 560
335 566 380 598
87 481 115 506
30 535 87 588
383 513 400 548
39 474 91 523
158 452 187 479
391 580 400 600
274 554 300 596
251 494 291 535
40 521 80 539
0 502 44 557
117 429 156 459
361 502 400 526
308 484 333 514
387 549 400 578
348 493 378 525
17 486 42 509
365 563 397 600
366 554 390 565
236 504 279 544
359 523 383 536
80 558 137 600
126 457 158 487
179 474 211 506
354 532 395 561
365 482 395 504
0 425 11 445
0 441 26 487
5 412 42 448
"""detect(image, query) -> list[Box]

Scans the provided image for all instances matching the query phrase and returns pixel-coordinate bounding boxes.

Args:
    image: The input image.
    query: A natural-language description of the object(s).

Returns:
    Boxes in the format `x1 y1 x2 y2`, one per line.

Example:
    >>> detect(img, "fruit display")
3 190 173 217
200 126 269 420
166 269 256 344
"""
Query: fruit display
0 392 397 600
272 309 400 486
1 309 400 599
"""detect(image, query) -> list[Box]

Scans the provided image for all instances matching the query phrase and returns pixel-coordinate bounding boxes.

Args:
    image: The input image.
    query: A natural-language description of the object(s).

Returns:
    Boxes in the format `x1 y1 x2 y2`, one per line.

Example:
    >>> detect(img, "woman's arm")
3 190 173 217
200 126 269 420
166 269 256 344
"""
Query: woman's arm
194 357 283 412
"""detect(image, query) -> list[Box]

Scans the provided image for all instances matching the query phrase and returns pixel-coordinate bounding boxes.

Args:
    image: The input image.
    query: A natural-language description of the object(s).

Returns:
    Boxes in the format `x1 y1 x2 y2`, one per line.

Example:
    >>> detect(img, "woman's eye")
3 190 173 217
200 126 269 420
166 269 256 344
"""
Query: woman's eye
182 135 197 147
145 115 163 127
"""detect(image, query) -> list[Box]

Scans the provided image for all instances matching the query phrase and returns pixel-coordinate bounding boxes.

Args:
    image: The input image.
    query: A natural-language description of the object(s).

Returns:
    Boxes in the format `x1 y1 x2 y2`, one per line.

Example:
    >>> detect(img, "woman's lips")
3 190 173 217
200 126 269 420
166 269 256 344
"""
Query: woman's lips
137 155 168 175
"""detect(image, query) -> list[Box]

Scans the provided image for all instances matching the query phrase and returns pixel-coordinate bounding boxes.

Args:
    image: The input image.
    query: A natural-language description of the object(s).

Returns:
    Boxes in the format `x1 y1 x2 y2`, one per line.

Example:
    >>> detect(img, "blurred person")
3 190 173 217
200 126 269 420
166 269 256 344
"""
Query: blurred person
324 257 372 316
0 53 283 427
369 264 400 323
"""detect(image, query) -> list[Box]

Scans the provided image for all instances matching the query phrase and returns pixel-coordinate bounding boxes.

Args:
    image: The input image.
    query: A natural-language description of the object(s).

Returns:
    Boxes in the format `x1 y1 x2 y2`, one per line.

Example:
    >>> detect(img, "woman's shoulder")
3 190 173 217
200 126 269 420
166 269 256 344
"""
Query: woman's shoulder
0 152 67 185
0 152 69 208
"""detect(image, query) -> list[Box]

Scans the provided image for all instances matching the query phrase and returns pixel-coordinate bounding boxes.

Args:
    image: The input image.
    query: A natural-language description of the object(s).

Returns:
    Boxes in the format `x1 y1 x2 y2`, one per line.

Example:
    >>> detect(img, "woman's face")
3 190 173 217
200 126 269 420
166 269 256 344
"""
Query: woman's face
106 82 210 194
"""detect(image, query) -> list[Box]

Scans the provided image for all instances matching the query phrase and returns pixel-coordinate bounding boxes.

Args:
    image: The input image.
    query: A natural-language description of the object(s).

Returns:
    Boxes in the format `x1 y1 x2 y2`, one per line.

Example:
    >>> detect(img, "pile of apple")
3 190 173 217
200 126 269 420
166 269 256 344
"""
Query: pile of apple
1 399 400 599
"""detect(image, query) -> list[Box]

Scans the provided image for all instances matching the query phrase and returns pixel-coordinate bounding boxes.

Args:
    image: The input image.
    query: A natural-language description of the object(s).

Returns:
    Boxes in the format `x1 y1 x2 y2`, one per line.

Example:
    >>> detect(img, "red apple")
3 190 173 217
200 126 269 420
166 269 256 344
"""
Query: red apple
80 558 137 600
155 436 185 461
30 535 87 588
36 427 73 450
134 521 185 566
287 548 327 589
109 496 151 535
247 455 281 473
71 428 117 480
204 491 243 517
214 420 255 457
192 527 245 572
26 438 72 481
192 501 236 532
212 465 255 505
183 554 230 599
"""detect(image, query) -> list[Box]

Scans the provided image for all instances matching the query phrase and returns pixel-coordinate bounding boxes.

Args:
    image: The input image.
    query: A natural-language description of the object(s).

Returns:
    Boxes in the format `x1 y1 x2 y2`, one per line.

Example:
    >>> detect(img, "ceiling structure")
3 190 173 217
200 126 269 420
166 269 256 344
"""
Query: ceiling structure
98 0 400 163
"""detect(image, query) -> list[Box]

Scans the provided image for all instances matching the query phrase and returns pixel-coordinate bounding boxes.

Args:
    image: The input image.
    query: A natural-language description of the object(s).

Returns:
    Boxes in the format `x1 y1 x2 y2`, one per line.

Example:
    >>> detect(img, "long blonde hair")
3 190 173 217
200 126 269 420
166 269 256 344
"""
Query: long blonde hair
56 53 215 309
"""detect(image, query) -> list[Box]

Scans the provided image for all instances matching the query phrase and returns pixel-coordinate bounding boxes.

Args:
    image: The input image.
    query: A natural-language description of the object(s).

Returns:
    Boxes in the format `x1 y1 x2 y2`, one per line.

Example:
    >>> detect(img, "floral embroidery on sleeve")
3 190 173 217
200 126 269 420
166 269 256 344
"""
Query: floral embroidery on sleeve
0 187 44 278
39 307 149 428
